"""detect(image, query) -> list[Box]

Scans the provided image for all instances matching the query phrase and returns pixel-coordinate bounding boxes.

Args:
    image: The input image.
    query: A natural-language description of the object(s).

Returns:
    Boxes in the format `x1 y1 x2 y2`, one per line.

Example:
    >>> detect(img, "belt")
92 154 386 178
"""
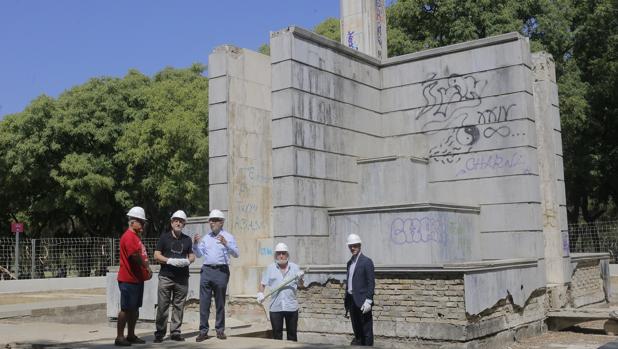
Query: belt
203 264 228 269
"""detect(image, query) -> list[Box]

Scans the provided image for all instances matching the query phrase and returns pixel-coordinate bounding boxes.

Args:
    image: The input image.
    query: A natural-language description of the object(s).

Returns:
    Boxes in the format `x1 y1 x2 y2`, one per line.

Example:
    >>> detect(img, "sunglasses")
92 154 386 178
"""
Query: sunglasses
275 251 288 255
209 218 223 223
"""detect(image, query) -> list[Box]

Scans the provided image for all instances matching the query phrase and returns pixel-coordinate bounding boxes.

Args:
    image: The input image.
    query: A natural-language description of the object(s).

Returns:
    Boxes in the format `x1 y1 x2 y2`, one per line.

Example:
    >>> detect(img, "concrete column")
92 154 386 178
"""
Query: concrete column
208 45 273 295
532 52 571 285
340 0 387 60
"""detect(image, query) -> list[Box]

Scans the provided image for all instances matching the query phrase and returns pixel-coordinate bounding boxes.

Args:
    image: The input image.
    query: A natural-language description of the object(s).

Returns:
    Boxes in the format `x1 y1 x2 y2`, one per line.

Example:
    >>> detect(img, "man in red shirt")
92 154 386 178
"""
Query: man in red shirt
115 206 152 346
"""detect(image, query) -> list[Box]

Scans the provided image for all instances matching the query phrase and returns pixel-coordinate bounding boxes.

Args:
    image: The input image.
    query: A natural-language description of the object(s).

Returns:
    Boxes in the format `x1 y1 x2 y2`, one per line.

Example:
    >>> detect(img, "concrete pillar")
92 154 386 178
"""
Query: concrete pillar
208 46 273 295
532 52 571 285
340 0 387 60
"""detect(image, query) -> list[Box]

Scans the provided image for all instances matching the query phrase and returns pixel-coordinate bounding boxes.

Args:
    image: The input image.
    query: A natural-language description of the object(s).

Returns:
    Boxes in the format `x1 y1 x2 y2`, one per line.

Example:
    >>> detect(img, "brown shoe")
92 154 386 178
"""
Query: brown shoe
195 333 210 342
216 331 226 340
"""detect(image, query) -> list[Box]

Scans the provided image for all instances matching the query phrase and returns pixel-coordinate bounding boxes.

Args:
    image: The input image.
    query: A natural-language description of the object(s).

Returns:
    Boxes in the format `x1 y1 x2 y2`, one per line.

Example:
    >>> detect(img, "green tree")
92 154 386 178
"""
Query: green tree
0 64 209 237
314 17 341 42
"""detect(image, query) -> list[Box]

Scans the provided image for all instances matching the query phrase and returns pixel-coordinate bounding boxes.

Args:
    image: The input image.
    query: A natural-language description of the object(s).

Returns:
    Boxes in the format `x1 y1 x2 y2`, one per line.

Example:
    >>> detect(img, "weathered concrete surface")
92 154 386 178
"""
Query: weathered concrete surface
340 0 387 60
0 277 105 294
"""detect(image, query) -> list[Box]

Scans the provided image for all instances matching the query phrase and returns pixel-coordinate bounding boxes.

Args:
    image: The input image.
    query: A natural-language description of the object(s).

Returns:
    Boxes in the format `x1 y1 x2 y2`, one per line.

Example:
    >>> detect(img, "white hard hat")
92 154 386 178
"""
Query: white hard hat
171 210 187 221
127 206 147 221
274 242 289 252
209 209 225 220
346 233 362 245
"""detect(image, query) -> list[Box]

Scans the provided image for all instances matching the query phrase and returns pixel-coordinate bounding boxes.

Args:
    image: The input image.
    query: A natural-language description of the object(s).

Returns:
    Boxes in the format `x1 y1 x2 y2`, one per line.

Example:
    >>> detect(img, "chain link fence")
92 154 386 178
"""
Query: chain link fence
568 220 618 262
0 237 158 280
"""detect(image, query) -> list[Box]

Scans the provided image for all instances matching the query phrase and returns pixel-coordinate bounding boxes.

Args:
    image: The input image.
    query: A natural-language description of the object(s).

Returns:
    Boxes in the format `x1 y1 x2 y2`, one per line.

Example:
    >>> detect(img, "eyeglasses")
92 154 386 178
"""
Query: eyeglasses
275 251 287 255
171 218 185 224
209 218 223 223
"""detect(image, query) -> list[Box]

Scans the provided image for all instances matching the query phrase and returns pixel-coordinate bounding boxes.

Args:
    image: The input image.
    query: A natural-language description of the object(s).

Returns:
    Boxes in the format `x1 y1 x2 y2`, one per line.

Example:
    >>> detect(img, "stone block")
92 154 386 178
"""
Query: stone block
272 147 358 182
358 157 429 205
208 129 228 157
208 102 227 131
479 231 543 259
273 88 381 135
381 38 530 89
430 147 538 182
288 61 380 112
271 60 293 92
208 48 228 78
429 175 542 206
273 176 358 208
270 27 293 64
208 76 227 104
273 206 329 237
228 77 271 111
381 65 533 113
208 156 227 185
479 202 543 233
208 183 228 211
291 35 381 88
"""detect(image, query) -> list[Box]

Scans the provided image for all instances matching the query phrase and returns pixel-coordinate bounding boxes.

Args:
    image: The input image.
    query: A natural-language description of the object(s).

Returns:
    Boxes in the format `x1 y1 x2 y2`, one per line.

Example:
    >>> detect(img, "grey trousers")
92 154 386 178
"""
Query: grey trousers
155 275 189 337
199 265 229 334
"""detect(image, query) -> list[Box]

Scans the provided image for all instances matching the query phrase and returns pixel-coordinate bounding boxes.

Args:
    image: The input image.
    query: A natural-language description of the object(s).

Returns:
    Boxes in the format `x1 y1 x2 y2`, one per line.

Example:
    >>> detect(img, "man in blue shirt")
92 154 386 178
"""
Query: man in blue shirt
256 242 303 341
192 209 239 341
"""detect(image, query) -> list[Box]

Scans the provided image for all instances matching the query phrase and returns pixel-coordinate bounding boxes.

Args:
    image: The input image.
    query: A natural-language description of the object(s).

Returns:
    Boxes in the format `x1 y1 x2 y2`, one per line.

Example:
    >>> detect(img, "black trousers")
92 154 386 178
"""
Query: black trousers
269 310 298 341
350 301 373 346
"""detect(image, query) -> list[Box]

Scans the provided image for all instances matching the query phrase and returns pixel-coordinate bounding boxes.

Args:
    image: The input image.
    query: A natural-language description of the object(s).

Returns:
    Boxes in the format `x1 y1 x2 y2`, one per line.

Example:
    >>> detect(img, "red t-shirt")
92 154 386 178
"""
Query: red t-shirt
117 229 150 283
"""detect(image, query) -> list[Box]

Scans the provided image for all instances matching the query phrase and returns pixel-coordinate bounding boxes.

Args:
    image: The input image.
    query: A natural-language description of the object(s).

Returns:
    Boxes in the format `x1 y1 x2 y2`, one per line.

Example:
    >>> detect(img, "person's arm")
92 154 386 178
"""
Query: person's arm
154 250 168 264
224 234 239 258
365 258 375 301
188 252 196 263
192 234 204 257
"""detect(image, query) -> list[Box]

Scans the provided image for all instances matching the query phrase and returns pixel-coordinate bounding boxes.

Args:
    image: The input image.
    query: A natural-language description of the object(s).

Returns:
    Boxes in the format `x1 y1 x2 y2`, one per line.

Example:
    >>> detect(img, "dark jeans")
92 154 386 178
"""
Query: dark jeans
155 276 189 337
350 302 373 346
269 310 298 341
199 265 229 334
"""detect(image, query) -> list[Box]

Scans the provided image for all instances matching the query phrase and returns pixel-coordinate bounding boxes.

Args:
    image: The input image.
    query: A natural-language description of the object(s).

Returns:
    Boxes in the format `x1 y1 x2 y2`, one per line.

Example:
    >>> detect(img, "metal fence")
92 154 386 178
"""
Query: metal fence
0 237 158 280
568 220 618 261
2 220 618 279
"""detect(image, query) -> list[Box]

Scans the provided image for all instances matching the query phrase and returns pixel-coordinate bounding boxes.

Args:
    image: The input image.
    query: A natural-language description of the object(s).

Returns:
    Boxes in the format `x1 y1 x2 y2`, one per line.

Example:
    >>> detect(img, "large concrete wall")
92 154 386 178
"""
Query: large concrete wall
208 46 272 295
209 26 569 296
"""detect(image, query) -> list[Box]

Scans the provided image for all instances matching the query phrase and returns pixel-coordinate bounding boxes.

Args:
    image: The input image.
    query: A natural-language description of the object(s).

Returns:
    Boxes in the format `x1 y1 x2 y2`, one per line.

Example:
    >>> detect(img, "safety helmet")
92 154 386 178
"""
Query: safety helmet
274 242 289 252
171 210 187 221
209 209 225 220
346 233 362 245
126 206 147 221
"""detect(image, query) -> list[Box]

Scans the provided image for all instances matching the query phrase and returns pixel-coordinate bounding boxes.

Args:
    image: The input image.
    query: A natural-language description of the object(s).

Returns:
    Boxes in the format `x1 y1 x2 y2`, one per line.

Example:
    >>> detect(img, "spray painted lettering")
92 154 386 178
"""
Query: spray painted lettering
455 152 525 177
390 216 449 246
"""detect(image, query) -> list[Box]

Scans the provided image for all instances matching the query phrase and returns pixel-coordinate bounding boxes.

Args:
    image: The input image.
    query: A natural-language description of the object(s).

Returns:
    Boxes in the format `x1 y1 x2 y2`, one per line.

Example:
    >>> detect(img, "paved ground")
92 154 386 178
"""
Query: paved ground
3 289 618 348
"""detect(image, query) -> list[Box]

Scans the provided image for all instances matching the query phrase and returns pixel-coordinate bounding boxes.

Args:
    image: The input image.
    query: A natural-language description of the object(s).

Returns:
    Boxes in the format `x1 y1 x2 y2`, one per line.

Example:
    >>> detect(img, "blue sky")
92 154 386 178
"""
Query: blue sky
0 0 340 118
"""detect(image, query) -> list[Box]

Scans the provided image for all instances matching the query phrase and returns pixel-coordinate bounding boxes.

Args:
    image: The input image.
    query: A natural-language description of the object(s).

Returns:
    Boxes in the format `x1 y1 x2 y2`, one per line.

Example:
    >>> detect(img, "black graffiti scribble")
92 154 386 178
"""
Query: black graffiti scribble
477 104 515 124
483 126 511 138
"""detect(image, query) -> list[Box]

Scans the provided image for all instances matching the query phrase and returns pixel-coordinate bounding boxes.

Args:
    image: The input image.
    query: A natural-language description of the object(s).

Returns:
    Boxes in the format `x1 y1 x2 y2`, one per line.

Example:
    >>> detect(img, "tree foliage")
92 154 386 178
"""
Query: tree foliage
0 64 209 237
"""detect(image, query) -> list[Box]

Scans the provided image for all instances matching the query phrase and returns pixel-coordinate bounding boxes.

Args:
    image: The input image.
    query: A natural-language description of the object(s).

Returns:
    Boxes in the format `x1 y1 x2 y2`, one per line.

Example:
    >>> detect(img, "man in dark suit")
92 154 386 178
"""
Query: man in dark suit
344 233 375 346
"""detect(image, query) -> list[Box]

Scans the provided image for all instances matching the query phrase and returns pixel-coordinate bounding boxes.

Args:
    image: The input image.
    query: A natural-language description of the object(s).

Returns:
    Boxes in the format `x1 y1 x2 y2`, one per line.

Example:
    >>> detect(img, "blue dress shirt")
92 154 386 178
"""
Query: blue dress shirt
192 229 239 265
261 262 300 312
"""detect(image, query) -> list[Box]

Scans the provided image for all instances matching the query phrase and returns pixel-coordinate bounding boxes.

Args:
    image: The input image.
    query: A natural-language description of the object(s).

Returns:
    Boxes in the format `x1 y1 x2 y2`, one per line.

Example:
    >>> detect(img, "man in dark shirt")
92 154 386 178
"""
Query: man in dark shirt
153 210 195 342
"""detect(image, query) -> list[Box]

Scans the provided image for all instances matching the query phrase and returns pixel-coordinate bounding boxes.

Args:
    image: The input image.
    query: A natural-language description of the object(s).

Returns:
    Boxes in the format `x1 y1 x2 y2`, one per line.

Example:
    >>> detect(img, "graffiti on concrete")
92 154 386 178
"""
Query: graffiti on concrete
347 31 358 50
417 73 525 164
454 151 527 177
375 0 384 58
390 216 450 246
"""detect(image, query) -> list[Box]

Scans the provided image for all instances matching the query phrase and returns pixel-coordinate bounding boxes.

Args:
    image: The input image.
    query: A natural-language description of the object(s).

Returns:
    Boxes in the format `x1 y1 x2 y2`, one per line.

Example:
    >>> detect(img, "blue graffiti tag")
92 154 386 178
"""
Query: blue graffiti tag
390 216 448 246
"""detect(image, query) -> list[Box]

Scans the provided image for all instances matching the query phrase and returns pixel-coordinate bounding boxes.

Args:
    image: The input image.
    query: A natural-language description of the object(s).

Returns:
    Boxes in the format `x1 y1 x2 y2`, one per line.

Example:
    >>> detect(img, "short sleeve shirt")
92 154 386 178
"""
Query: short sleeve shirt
156 231 193 283
261 262 300 312
117 229 149 283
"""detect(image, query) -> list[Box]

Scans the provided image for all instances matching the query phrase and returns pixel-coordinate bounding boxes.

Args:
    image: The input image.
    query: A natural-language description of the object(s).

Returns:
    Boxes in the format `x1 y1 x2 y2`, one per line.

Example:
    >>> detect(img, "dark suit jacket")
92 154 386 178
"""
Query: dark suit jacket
345 253 375 309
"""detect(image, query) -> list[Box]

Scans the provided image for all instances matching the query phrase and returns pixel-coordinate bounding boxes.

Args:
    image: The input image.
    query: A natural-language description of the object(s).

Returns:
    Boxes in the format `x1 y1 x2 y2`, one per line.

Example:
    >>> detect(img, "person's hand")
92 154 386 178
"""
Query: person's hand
256 292 265 303
216 234 227 246
193 234 201 243
146 267 153 280
360 299 372 314
296 270 305 279
177 258 190 267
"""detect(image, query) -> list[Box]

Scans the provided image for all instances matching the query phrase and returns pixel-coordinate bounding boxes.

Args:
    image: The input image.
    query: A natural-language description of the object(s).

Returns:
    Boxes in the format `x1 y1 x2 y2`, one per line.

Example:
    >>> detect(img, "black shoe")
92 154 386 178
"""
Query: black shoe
350 338 362 346
195 333 210 342
170 334 185 341
216 331 227 340
114 338 132 346
126 336 146 344
153 336 164 343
